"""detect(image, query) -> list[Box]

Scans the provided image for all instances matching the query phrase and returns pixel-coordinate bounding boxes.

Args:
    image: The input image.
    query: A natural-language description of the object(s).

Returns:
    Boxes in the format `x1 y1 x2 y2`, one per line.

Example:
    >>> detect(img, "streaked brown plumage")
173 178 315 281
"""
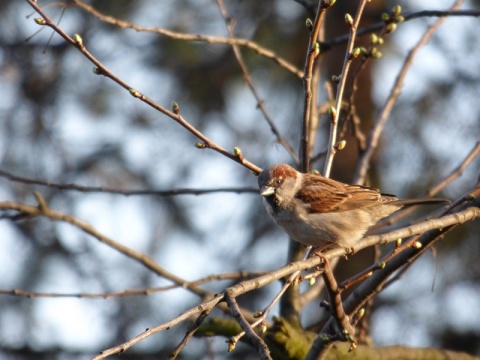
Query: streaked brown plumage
258 164 446 250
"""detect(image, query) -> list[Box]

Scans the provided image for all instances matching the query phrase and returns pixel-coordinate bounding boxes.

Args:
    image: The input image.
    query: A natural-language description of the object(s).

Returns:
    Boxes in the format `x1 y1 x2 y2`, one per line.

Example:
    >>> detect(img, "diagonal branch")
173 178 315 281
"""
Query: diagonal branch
26 0 262 174
353 0 463 184
71 0 302 78
215 0 298 163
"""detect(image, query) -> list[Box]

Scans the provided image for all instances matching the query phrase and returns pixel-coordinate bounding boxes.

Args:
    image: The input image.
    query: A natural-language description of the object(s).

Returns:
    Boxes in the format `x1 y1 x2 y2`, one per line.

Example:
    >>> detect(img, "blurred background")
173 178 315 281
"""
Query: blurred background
0 0 479 358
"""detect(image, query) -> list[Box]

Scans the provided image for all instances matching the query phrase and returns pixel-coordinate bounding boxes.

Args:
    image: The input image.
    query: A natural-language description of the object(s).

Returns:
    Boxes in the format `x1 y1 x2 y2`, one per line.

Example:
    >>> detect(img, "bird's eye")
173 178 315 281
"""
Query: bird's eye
274 179 283 187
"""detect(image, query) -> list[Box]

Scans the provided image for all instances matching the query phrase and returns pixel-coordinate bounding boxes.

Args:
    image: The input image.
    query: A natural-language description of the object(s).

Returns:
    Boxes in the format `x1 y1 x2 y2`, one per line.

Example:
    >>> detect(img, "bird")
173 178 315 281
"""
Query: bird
258 164 447 251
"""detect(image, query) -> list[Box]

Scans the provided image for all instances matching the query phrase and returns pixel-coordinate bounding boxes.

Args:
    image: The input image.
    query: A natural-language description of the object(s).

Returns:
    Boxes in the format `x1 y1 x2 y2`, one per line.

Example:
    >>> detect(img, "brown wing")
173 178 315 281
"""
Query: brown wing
296 173 397 213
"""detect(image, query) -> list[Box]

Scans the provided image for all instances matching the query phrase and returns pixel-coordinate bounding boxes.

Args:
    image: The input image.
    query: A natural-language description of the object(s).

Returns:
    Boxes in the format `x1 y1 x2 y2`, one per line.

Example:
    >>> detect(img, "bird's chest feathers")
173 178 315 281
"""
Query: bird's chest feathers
263 193 308 223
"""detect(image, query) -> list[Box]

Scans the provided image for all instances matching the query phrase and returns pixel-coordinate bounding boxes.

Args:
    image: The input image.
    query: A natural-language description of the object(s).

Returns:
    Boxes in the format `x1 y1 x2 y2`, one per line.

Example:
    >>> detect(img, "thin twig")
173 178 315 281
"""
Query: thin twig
0 271 265 299
427 141 480 196
0 168 257 196
92 293 225 359
300 1 329 172
323 0 369 178
71 0 302 78
225 292 272 359
1 194 212 299
320 9 480 51
307 189 479 359
375 140 480 227
353 0 463 184
169 310 212 360
215 0 298 163
321 258 355 341
26 0 262 174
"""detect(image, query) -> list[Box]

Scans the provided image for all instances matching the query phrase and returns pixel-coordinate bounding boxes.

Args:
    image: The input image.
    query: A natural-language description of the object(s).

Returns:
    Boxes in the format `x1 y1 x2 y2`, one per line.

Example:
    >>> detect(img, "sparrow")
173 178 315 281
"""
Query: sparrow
258 164 447 250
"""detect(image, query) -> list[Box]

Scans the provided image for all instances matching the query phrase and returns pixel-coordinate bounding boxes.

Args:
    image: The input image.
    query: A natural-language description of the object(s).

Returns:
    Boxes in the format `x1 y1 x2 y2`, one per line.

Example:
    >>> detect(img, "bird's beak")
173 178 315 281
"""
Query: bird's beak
260 186 275 197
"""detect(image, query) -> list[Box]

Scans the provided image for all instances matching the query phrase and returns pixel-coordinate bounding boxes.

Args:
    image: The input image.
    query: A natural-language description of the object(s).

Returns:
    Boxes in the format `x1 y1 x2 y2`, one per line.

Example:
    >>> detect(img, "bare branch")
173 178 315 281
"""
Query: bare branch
26 0 262 174
92 294 225 359
353 0 463 184
323 0 369 178
0 271 265 299
0 195 211 299
215 0 298 163
225 292 272 359
300 0 329 172
71 0 302 78
0 168 257 196
169 310 212 359
321 9 480 51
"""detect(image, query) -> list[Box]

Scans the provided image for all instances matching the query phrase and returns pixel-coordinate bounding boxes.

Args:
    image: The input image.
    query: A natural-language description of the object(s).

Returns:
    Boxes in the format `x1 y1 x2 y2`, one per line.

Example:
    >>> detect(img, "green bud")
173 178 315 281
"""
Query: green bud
357 308 365 318
386 23 397 34
391 5 402 16
321 0 336 8
172 101 180 114
227 339 236 352
336 140 346 150
73 33 83 47
371 48 382 59
311 42 320 58
253 310 264 318
381 12 390 23
328 106 337 119
305 18 313 32
233 146 242 157
129 88 141 98
345 13 354 26
260 322 267 333
34 18 46 25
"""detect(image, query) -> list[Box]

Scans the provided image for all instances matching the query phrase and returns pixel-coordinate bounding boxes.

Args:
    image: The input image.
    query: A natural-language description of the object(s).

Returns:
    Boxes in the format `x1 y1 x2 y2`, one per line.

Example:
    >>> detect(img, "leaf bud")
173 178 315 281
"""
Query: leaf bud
171 101 180 114
34 18 46 25
305 18 313 32
73 33 83 47
345 13 354 26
